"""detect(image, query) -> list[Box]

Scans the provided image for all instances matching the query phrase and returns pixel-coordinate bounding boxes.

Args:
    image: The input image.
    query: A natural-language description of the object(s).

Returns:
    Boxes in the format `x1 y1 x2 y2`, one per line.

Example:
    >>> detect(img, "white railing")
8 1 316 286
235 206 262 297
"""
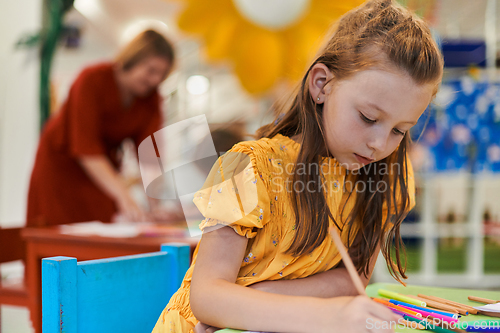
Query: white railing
373 172 500 288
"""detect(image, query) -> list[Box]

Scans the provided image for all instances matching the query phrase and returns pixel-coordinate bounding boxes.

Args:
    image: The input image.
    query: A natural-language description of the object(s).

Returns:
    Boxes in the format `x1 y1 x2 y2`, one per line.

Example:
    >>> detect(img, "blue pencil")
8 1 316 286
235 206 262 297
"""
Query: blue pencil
389 299 459 319
460 321 500 332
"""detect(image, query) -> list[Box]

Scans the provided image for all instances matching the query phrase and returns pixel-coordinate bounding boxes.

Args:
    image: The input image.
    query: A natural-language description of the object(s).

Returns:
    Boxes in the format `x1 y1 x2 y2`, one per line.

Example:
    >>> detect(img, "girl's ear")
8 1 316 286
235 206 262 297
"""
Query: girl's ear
308 63 333 104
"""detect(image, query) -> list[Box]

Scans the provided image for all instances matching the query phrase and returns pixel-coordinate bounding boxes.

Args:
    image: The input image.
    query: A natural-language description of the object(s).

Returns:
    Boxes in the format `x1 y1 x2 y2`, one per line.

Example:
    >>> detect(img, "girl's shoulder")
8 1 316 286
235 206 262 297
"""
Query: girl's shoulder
227 134 299 158
221 134 299 183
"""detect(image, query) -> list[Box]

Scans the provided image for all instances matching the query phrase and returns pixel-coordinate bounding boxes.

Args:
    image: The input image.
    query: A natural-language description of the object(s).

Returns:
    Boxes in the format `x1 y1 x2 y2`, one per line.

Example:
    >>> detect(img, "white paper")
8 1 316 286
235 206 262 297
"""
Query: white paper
474 303 500 313
59 221 141 238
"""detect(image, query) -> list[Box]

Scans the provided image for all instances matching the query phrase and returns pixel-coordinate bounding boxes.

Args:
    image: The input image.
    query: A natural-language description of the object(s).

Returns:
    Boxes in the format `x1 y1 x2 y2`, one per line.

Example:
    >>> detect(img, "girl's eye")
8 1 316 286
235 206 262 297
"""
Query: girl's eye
360 112 376 124
393 128 405 136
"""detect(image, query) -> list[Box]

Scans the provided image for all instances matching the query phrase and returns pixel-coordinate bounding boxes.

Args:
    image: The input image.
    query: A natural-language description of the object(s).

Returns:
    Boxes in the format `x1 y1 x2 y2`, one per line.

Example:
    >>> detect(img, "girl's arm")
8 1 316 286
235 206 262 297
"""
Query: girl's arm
190 226 396 332
79 155 147 221
248 236 380 298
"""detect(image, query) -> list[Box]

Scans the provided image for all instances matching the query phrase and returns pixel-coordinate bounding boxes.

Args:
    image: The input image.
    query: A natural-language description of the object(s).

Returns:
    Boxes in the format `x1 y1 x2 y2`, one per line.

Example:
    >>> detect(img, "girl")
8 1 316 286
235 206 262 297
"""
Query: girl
153 0 443 332
27 30 174 226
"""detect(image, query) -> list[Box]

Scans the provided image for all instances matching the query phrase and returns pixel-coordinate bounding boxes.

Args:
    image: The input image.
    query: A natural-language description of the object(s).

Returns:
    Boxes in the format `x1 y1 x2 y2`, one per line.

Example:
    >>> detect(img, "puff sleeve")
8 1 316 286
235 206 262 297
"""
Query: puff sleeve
193 143 271 238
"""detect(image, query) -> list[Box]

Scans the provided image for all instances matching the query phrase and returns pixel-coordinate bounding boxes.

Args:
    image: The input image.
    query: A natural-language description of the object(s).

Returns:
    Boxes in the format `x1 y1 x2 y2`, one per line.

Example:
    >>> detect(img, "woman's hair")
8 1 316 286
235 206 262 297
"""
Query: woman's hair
115 30 175 72
256 0 443 283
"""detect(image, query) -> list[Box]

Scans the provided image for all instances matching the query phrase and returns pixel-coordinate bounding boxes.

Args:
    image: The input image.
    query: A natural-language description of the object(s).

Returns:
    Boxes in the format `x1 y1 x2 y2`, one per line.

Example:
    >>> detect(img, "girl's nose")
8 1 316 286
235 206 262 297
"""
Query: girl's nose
367 130 389 153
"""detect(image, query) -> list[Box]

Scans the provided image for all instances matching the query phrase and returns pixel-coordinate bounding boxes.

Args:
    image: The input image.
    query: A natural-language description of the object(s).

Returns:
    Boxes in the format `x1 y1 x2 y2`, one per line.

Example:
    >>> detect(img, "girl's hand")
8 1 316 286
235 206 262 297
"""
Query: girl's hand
194 322 221 333
316 296 400 333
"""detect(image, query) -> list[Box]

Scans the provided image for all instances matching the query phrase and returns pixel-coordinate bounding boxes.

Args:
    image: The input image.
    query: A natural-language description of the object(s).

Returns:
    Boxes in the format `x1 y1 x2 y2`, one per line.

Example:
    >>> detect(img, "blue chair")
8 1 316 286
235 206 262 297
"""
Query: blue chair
42 243 190 333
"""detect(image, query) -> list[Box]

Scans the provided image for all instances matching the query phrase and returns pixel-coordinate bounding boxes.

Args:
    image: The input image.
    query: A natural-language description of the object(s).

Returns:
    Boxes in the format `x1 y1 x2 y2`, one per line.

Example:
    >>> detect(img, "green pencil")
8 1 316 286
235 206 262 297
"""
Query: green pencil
378 289 426 307
404 315 457 333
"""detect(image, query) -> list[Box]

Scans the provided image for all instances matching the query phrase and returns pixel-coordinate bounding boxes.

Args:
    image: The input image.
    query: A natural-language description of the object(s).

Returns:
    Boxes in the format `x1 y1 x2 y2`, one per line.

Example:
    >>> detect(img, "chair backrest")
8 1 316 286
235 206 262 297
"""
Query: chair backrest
42 243 190 333
0 227 25 264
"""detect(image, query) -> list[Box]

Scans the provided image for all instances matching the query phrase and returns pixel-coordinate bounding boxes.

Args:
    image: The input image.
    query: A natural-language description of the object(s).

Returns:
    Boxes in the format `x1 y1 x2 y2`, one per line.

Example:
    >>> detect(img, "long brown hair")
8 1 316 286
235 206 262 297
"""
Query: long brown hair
115 30 175 74
256 0 443 283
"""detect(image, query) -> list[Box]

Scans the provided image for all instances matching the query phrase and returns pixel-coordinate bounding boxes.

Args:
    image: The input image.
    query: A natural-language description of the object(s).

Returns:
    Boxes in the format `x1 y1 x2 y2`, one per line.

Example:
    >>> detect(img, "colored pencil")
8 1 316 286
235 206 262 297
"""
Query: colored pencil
397 304 458 324
417 295 470 315
389 308 408 317
378 289 426 307
400 318 426 330
373 298 423 317
468 296 499 305
407 295 461 314
403 315 462 333
389 299 459 319
458 320 500 332
418 294 477 315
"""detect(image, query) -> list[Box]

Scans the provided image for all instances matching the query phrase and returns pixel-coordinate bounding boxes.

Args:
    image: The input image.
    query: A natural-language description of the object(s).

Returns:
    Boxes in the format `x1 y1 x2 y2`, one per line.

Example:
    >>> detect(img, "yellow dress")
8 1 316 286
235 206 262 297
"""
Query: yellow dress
152 134 415 333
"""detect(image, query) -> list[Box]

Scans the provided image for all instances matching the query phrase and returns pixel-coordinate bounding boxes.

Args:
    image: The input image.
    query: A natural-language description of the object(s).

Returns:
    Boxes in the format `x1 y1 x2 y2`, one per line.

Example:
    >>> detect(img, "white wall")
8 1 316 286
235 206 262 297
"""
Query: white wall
0 0 41 227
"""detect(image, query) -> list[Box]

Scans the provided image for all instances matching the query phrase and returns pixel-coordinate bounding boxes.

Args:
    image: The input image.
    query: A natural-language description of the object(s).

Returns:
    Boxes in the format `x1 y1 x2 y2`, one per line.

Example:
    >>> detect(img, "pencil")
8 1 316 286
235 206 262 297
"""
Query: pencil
328 227 366 296
400 318 426 330
406 295 461 314
389 299 459 319
468 296 499 304
403 315 461 333
397 305 458 324
418 294 472 315
418 294 478 315
378 289 426 307
372 298 423 317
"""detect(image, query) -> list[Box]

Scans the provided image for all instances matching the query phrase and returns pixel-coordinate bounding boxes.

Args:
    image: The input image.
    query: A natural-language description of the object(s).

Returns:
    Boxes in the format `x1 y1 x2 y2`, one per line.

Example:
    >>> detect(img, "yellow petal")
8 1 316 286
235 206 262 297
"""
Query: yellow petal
205 15 240 61
230 27 285 94
282 22 325 82
177 0 226 35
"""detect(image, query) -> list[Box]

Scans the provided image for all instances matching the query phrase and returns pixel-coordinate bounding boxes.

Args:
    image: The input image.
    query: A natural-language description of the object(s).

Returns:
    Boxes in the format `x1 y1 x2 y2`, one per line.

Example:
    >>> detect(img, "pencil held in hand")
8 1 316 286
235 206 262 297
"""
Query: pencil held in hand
328 227 366 296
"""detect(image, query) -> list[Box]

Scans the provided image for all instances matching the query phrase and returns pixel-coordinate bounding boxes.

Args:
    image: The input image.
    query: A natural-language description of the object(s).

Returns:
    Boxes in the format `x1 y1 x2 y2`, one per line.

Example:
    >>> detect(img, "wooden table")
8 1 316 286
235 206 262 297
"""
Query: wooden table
22 222 200 333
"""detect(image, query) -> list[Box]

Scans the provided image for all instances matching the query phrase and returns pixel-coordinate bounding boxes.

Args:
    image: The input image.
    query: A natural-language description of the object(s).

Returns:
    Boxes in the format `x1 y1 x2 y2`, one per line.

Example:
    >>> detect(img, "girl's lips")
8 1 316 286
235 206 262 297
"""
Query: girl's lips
354 153 373 165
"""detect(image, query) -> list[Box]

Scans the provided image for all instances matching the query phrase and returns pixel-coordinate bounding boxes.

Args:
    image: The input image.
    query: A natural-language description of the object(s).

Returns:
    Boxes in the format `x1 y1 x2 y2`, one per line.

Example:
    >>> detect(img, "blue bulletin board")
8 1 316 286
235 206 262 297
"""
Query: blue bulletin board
411 78 500 173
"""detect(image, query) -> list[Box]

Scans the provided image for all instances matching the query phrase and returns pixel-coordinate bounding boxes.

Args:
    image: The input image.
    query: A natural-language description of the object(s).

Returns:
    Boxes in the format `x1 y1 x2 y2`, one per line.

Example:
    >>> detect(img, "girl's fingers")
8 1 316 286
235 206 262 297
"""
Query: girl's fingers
194 322 210 333
366 317 396 332
367 300 401 323
193 322 221 333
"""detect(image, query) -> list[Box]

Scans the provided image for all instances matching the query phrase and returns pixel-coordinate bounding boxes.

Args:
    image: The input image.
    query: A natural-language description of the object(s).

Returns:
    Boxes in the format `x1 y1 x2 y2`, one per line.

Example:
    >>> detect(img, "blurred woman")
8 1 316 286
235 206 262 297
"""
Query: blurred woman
27 30 174 226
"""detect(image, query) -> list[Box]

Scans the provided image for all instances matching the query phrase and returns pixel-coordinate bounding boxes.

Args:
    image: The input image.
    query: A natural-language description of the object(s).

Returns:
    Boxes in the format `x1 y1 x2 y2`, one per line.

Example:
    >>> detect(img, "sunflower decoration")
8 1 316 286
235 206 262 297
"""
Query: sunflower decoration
174 0 365 94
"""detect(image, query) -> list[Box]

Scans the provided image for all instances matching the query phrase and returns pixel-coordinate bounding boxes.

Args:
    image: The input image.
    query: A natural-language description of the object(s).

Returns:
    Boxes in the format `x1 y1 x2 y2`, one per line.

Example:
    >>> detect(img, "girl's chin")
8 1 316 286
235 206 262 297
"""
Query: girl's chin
345 164 364 171
336 158 373 171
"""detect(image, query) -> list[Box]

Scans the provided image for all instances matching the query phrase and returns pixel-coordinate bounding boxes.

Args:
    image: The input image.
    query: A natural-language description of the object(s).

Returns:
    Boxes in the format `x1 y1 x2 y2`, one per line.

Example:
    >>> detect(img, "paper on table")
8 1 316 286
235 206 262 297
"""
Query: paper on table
59 221 141 238
474 303 500 313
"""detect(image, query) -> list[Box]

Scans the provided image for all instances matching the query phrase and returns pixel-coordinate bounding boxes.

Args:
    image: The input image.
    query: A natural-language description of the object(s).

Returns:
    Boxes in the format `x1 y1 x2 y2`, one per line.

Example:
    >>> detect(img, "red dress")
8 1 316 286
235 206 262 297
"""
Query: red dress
27 63 162 226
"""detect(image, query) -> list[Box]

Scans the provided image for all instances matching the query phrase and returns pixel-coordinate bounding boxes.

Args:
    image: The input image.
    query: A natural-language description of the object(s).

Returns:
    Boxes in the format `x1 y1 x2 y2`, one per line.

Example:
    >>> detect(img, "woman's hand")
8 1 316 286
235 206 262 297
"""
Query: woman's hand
314 296 400 333
115 191 148 222
79 155 148 222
